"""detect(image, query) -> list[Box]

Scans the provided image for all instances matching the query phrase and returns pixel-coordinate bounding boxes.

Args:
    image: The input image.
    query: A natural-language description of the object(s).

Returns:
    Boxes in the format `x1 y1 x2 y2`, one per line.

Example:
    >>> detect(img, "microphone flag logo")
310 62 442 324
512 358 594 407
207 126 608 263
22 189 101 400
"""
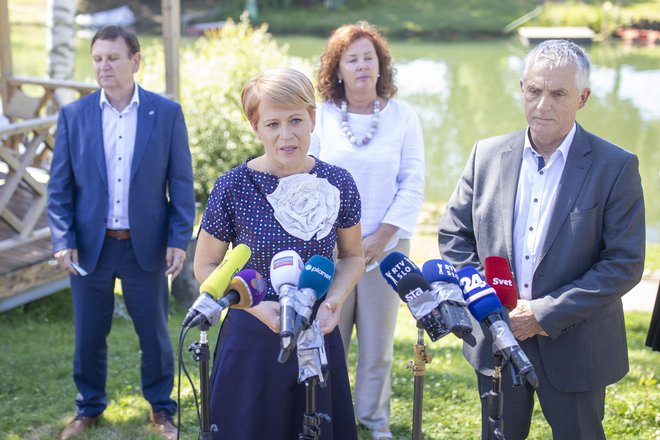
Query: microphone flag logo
273 255 294 269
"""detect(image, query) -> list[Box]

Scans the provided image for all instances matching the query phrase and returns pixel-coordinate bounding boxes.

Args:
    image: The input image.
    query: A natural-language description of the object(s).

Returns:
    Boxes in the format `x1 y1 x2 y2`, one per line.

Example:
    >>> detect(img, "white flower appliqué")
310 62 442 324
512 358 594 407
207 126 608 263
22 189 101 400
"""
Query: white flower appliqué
267 173 340 241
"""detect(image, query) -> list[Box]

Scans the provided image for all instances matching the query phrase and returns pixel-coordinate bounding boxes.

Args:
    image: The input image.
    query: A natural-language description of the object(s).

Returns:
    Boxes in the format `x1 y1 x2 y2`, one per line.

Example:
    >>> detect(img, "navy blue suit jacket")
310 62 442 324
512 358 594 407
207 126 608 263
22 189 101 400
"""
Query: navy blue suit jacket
48 87 195 273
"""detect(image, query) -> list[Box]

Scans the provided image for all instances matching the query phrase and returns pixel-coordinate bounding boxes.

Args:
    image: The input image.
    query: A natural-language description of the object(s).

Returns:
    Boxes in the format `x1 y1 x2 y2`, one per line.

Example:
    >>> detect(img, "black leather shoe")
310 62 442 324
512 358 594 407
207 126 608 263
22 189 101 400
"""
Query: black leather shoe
59 413 101 439
149 410 178 440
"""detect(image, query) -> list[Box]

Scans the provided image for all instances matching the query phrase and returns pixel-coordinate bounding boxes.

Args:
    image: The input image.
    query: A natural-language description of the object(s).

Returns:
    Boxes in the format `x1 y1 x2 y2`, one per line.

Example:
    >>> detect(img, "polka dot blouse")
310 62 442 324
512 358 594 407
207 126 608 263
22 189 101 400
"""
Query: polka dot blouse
200 157 361 300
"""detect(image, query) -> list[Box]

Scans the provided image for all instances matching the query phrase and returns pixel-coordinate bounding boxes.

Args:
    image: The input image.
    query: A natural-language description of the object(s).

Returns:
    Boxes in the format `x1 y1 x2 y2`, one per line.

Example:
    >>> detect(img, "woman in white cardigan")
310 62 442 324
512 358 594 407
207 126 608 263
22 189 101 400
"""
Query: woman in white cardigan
309 21 425 440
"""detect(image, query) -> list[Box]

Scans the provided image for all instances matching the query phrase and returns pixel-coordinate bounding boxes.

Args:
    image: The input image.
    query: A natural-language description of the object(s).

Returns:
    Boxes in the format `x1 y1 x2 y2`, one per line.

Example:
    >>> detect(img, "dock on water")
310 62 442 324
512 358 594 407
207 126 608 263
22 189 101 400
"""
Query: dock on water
518 26 596 46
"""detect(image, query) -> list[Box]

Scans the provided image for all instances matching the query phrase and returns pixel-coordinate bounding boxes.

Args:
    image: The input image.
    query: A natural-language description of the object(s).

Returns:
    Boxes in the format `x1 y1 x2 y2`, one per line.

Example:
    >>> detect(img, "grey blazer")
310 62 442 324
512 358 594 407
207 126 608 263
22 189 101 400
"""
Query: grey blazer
439 123 645 393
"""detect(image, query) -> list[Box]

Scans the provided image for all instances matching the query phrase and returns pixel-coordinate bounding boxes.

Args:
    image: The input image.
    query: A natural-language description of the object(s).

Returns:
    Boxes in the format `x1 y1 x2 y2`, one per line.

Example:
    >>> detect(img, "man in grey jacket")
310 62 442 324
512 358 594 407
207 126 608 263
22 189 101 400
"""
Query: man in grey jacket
439 39 645 439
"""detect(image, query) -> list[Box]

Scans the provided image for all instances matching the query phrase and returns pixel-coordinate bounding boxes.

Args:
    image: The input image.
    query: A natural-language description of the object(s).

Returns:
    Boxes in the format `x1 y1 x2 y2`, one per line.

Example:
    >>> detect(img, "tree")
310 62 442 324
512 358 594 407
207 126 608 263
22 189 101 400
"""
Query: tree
46 0 76 103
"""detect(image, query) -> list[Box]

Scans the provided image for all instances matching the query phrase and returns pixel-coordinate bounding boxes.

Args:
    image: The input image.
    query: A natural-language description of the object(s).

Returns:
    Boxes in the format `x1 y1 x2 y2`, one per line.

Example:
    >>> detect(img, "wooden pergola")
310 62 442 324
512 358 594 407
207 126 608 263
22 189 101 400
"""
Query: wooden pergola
0 0 182 311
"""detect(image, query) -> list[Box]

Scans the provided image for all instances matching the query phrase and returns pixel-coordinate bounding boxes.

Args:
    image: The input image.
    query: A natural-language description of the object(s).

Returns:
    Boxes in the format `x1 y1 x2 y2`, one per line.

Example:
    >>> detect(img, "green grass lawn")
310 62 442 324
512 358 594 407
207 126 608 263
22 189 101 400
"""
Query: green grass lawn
0 283 657 439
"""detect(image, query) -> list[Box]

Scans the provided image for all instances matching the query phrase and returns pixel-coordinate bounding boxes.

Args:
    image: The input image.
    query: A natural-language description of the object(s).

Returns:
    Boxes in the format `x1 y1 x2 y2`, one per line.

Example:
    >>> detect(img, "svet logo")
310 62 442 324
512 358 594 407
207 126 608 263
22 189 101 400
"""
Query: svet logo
491 277 513 286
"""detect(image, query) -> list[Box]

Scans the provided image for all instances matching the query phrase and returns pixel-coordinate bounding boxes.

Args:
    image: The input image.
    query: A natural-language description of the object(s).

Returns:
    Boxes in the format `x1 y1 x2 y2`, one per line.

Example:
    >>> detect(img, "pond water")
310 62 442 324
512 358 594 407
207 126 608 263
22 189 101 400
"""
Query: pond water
9 31 660 240
281 36 660 241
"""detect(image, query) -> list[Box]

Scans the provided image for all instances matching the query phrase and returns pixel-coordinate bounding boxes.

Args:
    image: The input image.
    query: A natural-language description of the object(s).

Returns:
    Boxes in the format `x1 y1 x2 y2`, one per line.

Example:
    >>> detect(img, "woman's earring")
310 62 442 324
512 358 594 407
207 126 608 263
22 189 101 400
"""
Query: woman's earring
338 78 343 84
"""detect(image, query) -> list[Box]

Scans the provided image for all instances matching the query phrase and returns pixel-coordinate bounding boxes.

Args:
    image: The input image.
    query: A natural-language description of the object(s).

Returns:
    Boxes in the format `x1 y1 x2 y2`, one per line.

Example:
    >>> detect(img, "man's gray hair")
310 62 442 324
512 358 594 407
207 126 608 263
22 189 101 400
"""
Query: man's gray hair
522 39 591 90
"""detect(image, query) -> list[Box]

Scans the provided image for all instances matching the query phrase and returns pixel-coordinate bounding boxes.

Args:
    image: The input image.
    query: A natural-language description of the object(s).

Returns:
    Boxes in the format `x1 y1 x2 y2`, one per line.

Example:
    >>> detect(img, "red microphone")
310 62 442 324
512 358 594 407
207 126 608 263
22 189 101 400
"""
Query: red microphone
484 256 518 310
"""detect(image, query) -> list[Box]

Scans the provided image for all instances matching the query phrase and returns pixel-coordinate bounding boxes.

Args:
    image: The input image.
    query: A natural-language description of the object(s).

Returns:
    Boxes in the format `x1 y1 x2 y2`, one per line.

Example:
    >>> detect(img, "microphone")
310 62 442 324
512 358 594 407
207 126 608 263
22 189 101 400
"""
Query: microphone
380 253 454 342
394 272 452 341
421 259 473 341
181 243 251 328
457 265 539 388
187 269 267 328
379 251 423 290
270 250 305 355
277 255 335 363
485 256 518 310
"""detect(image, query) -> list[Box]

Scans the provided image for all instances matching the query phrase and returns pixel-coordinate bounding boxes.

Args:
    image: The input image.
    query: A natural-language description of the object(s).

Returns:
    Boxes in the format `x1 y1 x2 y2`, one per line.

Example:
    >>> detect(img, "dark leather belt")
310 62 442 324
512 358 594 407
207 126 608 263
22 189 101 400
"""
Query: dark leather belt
105 229 131 240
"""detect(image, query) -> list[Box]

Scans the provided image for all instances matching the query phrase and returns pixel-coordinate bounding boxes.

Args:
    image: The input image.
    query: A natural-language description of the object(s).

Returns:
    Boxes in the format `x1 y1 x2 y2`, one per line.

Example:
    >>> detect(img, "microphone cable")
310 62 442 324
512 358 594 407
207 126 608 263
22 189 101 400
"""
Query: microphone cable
175 322 203 440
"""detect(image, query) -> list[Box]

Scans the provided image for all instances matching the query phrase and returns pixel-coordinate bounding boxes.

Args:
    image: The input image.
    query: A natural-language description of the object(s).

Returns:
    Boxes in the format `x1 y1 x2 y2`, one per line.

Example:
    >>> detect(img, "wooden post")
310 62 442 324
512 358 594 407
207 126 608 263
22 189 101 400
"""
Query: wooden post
0 0 13 110
161 0 180 102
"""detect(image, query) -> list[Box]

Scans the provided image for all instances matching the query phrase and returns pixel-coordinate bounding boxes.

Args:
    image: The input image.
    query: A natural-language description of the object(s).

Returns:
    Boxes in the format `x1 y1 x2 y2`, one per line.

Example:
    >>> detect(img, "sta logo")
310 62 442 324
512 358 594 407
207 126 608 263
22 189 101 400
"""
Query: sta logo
404 287 425 302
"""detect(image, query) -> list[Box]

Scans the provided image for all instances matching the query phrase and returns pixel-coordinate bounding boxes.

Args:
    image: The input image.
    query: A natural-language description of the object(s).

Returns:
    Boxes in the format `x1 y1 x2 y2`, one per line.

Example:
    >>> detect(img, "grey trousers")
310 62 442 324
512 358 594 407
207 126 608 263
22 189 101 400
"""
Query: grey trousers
338 239 410 432
476 336 606 440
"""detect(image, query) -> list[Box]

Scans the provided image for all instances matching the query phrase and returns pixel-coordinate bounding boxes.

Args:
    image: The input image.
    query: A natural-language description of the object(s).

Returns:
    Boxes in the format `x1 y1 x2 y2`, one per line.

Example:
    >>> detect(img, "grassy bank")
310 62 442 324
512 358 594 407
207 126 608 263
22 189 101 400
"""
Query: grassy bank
0 285 657 439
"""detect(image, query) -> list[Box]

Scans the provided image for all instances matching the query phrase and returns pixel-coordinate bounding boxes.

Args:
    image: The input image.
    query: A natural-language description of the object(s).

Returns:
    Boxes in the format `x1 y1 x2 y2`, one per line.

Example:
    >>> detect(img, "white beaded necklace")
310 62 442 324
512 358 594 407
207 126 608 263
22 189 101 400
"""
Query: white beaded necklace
340 99 381 146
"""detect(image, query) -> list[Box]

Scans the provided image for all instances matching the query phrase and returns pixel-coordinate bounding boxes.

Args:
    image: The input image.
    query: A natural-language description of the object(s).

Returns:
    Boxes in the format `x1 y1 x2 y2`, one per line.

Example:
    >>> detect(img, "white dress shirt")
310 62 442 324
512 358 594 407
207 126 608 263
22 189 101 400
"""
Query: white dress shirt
100 84 140 230
513 123 576 299
310 99 425 252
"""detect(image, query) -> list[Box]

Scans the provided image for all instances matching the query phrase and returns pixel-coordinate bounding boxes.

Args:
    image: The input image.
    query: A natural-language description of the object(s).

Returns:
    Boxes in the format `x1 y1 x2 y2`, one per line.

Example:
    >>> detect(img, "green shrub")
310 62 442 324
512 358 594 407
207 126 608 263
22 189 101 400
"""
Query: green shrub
538 1 605 32
141 13 313 203
537 1 660 35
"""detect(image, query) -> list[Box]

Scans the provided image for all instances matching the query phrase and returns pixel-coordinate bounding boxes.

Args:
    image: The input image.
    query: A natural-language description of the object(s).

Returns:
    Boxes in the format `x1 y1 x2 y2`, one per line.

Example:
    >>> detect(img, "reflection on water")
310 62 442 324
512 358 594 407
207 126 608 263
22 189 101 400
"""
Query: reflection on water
591 66 660 120
387 41 660 242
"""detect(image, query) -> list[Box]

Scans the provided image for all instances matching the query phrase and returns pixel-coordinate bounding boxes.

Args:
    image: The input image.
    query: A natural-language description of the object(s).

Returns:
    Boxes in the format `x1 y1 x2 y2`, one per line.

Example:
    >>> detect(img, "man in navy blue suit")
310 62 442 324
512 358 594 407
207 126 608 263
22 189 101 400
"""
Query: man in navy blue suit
48 26 195 440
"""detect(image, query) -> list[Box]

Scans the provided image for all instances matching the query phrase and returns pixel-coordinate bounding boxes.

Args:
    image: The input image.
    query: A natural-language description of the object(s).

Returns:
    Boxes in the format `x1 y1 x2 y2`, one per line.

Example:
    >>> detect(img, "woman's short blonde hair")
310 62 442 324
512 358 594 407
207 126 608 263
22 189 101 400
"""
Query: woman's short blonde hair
241 68 316 127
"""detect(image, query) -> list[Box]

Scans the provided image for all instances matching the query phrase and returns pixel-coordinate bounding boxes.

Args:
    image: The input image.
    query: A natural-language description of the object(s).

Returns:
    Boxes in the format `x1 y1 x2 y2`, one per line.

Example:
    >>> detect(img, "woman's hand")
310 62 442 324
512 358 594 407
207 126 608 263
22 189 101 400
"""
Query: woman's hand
316 299 341 334
246 301 281 333
363 223 398 267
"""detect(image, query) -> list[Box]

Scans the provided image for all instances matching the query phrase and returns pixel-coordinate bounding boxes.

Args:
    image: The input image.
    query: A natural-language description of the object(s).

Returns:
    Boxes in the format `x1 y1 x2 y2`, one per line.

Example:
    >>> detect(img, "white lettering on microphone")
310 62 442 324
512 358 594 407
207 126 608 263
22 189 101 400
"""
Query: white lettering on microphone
491 278 513 286
385 260 414 286
306 264 332 281
404 287 425 302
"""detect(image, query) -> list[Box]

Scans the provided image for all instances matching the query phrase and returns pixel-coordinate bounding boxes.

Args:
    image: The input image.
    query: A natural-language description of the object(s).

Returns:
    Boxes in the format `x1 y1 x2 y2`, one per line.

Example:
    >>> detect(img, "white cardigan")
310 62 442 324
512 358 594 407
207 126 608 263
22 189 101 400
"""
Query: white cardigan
310 99 425 251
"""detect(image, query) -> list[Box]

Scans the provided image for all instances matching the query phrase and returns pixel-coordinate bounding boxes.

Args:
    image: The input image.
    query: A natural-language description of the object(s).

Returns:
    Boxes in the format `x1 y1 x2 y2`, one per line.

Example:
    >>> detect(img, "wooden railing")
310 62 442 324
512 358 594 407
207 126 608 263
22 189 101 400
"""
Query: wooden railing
5 76 97 118
0 76 97 253
0 116 57 252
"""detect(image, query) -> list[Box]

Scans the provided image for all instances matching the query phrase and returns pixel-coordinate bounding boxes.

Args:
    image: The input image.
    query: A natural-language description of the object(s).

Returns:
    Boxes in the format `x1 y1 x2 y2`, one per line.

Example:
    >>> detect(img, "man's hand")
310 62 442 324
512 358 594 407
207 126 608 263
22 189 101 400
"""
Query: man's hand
165 247 186 280
509 299 548 340
54 248 80 275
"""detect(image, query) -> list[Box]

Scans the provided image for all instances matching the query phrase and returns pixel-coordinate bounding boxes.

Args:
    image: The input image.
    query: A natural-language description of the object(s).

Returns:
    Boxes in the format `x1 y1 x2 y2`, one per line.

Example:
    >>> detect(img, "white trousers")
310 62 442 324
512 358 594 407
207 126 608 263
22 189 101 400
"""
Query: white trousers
338 239 410 432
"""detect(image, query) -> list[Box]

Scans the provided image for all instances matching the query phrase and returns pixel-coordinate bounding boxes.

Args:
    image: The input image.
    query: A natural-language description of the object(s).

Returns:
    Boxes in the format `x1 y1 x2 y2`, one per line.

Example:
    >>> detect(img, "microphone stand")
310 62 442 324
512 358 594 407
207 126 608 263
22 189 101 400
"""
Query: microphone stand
482 351 506 440
188 320 215 439
299 374 331 440
297 322 331 440
408 322 432 440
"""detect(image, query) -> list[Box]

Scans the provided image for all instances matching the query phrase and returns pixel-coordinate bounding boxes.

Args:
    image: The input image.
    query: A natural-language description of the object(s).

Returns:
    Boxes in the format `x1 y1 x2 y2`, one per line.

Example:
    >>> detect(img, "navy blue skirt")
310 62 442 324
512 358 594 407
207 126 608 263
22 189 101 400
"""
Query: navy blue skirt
209 307 358 440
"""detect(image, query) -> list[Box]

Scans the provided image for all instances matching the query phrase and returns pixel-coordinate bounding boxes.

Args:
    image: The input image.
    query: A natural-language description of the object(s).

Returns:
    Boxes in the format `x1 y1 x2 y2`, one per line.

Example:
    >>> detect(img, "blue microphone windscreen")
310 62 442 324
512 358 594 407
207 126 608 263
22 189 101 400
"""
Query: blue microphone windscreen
422 259 460 285
379 251 422 290
457 265 503 323
299 255 335 299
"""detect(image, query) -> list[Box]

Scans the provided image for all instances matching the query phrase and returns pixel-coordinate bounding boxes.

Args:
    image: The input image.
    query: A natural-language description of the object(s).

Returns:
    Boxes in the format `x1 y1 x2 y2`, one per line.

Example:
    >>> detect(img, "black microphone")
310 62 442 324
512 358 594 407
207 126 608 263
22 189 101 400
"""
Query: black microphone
458 265 539 389
393 272 452 341
421 259 474 342
381 252 471 343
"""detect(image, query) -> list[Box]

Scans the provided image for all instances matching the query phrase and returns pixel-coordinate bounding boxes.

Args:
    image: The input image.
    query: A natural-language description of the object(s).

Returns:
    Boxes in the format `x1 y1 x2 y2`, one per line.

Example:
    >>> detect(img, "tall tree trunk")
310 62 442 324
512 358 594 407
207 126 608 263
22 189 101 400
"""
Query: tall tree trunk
47 0 76 105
